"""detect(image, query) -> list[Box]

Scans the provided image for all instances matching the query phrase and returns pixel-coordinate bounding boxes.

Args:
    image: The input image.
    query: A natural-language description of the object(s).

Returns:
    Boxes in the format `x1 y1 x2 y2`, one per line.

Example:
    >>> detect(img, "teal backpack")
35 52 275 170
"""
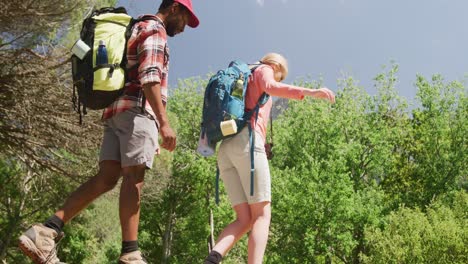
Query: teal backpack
198 60 269 203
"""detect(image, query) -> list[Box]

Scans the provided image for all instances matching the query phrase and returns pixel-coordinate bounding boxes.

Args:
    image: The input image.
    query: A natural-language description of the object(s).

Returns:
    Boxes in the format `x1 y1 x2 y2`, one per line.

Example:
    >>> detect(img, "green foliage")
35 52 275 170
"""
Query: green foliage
139 77 218 264
266 75 388 263
362 190 468 264
0 156 78 261
0 1 122 263
60 223 99 263
1 6 466 261
135 66 466 263
58 192 121 263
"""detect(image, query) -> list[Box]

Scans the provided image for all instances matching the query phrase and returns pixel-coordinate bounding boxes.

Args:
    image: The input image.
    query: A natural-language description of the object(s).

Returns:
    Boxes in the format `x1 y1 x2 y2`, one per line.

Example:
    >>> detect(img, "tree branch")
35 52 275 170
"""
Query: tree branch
0 32 31 48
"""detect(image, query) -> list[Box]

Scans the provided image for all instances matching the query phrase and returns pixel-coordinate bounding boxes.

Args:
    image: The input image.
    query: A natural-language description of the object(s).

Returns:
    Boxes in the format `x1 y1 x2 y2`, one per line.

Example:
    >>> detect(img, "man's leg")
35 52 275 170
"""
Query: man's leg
55 160 122 223
119 164 146 241
19 160 121 263
114 108 158 263
117 164 148 264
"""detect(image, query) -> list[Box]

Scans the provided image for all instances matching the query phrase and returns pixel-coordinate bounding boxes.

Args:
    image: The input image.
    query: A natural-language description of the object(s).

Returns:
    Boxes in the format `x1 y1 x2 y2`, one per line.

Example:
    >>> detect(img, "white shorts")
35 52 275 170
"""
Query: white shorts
218 127 271 206
99 107 159 169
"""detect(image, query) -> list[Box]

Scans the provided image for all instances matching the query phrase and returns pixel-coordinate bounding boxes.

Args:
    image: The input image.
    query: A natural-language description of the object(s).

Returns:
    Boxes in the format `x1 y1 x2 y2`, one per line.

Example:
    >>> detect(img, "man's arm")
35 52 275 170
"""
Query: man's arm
143 82 176 152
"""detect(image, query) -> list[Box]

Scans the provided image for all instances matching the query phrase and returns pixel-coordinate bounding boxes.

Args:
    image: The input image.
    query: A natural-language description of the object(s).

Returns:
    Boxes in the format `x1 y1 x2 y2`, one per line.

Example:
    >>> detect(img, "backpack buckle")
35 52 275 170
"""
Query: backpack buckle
108 63 119 78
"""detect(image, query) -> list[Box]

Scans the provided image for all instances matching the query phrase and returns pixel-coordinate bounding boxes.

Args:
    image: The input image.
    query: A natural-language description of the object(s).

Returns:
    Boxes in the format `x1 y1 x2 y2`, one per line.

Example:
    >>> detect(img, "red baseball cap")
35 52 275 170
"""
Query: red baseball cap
175 0 199 28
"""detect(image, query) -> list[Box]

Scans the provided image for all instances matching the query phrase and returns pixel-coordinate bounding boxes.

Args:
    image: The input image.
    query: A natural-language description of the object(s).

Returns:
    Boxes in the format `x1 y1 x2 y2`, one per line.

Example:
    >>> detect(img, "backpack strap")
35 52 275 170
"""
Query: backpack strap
119 16 159 114
248 118 256 196
269 110 273 145
247 61 271 195
215 62 269 204
248 62 262 75
93 63 121 78
130 16 160 114
215 166 220 204
244 65 269 198
94 6 128 16
248 100 264 196
215 98 265 204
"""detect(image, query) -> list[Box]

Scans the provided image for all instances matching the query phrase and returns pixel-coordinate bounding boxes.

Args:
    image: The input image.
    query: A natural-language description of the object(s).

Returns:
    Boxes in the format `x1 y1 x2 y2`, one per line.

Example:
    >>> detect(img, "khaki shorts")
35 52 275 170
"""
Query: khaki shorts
99 107 159 169
218 127 271 206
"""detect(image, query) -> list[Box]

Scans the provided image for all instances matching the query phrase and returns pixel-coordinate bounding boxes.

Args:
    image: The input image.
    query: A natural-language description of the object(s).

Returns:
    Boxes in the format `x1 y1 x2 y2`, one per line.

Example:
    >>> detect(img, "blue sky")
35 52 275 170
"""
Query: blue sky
116 0 468 100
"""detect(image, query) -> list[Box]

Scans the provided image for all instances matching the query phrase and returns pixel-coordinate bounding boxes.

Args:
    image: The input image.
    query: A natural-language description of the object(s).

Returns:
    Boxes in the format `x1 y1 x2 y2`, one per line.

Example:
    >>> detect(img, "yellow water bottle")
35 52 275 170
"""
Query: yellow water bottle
232 74 244 99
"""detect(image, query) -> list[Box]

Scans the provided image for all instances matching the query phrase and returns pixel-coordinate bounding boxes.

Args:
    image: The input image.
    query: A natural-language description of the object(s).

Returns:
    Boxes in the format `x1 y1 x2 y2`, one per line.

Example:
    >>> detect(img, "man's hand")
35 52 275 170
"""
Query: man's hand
159 124 176 152
142 82 177 152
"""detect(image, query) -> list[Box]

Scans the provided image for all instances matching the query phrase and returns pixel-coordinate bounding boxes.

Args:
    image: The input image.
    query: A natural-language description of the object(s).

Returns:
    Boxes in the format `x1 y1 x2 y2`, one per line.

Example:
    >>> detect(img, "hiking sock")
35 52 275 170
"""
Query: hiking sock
44 215 64 235
121 240 139 254
204 250 223 264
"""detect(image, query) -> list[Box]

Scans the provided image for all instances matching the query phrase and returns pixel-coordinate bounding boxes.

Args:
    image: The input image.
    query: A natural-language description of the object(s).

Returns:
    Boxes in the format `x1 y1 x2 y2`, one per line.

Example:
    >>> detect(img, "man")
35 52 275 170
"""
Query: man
18 1 199 263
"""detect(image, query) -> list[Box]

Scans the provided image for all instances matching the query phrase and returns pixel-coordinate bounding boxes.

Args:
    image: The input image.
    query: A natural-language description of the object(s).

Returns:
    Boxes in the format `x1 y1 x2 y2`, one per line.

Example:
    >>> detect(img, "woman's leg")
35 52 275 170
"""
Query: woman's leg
247 201 271 264
212 202 252 255
212 135 251 257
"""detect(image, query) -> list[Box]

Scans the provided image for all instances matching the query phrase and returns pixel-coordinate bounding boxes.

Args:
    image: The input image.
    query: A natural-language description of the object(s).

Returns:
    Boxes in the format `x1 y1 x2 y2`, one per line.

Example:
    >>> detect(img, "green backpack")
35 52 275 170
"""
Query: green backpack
71 7 153 122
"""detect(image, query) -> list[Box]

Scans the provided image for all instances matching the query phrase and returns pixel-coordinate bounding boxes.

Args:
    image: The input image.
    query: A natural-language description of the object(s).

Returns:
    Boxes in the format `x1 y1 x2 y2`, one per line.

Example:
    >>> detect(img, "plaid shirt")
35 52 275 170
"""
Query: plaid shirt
102 15 169 120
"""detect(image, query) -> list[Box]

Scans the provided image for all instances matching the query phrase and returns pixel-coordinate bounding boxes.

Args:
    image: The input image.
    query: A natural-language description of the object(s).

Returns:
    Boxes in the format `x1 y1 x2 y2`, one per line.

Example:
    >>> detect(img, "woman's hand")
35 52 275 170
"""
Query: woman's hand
318 88 336 103
305 87 336 103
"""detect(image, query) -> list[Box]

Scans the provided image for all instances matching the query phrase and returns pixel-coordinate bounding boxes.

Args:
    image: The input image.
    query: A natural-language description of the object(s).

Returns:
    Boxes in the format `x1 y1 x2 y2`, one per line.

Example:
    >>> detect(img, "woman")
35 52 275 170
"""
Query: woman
204 53 335 264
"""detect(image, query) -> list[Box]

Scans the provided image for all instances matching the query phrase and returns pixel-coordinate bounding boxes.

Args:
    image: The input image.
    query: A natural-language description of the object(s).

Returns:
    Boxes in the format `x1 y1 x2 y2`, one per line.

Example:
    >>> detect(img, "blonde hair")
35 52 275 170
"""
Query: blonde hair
260 53 289 80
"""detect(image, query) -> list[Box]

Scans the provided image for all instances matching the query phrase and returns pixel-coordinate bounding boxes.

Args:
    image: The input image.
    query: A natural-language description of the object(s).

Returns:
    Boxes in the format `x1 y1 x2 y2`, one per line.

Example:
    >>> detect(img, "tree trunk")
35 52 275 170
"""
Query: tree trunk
208 208 215 252
161 201 175 264
352 225 364 264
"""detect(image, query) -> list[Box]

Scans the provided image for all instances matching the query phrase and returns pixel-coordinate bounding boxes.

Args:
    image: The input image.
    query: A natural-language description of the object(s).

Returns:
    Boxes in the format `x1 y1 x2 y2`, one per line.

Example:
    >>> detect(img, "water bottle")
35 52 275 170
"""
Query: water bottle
197 131 215 157
231 74 244 100
96 40 108 65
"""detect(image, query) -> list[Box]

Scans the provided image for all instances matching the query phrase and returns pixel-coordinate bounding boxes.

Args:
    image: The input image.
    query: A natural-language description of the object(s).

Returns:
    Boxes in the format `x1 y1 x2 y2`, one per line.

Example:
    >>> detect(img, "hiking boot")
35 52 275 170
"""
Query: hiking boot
18 224 65 264
118 250 148 264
